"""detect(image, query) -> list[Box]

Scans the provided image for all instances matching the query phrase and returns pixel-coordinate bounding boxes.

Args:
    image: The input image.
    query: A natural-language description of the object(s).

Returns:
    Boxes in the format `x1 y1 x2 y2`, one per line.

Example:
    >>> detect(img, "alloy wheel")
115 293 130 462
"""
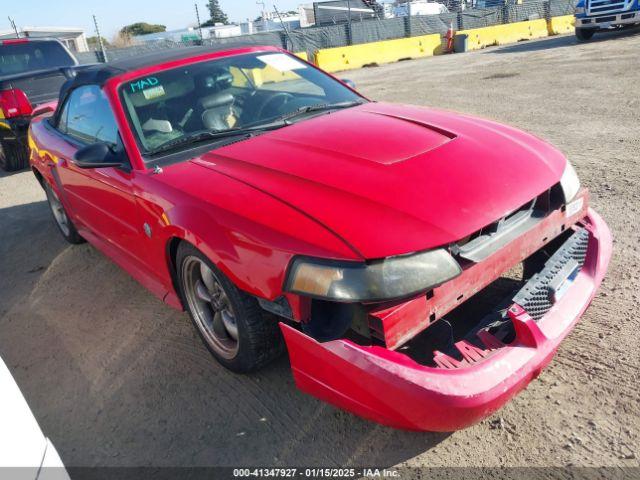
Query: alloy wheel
46 186 71 237
182 256 240 359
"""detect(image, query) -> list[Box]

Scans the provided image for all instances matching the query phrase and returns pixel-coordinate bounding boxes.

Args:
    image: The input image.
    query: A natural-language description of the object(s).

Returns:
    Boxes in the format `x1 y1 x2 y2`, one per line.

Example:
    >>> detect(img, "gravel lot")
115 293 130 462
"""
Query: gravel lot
1 30 639 471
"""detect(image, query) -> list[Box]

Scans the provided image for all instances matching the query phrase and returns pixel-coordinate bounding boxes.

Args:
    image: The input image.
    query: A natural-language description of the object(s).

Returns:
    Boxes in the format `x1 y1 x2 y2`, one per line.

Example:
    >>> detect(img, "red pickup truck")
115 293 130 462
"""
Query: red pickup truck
0 38 78 171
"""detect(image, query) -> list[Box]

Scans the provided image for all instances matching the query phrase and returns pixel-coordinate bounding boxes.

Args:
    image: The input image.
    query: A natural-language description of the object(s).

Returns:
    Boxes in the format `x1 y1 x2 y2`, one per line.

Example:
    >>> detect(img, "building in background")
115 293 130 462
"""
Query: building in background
209 24 243 38
312 0 383 25
136 24 243 44
242 11 302 33
135 28 202 43
298 3 317 26
0 27 89 52
393 1 450 16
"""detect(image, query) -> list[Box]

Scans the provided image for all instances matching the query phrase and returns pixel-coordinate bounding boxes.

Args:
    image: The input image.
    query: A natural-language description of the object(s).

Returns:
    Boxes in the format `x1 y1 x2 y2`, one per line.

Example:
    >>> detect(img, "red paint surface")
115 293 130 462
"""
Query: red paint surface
281 209 612 431
27 46 612 431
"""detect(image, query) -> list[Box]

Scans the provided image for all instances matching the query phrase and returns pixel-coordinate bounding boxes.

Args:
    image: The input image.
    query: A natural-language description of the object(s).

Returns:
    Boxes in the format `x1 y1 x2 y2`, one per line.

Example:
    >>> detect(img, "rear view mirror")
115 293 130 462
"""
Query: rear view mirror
342 78 356 89
73 142 125 169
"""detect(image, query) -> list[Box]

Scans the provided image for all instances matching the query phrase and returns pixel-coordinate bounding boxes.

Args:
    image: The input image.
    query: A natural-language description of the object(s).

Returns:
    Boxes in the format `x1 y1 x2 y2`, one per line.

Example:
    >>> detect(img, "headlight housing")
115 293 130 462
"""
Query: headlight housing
560 161 581 202
575 6 585 13
285 249 462 302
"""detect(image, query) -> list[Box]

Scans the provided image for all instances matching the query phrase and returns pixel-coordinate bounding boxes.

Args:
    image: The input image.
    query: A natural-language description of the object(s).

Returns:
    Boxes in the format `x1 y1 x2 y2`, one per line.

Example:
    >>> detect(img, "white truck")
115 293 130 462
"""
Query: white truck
394 1 450 16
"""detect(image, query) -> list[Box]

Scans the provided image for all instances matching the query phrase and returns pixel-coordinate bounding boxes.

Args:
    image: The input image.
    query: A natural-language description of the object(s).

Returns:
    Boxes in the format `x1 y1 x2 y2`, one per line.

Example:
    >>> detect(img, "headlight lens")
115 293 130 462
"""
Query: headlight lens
285 249 462 302
575 6 585 13
560 161 581 202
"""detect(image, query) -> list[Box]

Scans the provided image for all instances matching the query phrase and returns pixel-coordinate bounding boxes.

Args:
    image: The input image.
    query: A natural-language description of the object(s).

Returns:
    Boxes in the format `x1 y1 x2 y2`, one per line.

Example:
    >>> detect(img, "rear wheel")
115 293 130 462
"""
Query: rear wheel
0 140 29 172
44 182 85 244
177 242 284 373
576 28 596 41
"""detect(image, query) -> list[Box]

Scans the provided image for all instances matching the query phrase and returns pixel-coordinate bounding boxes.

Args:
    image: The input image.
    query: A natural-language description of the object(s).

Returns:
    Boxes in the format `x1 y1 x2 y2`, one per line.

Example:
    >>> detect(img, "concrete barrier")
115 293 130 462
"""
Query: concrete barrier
315 34 442 73
458 19 549 51
311 16 571 74
548 15 575 35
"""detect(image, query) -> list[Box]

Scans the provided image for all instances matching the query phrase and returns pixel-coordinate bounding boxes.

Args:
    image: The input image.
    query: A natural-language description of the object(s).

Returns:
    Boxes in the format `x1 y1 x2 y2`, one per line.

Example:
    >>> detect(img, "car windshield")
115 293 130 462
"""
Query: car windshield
119 51 365 157
0 41 75 76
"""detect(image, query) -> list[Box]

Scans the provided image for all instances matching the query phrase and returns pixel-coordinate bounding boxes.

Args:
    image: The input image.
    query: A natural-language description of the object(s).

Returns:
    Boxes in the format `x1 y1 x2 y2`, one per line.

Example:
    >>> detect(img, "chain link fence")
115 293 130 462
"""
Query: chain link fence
75 0 574 65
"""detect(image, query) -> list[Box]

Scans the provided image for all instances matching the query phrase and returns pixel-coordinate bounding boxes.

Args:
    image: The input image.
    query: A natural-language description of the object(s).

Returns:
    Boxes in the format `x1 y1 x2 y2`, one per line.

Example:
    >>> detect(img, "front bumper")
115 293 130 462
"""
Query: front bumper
280 208 612 431
576 10 640 28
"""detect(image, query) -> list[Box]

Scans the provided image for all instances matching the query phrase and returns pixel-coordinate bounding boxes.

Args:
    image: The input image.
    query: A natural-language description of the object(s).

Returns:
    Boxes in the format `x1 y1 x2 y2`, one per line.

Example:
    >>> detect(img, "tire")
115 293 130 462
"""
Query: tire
44 181 85 244
576 28 596 41
0 140 29 172
176 242 284 373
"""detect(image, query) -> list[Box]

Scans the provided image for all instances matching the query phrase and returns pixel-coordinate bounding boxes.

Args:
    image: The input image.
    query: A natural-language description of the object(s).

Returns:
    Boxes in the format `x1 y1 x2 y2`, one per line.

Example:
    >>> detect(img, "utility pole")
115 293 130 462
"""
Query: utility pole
256 1 266 31
195 3 204 42
8 17 20 38
346 0 353 46
93 15 108 63
273 4 293 49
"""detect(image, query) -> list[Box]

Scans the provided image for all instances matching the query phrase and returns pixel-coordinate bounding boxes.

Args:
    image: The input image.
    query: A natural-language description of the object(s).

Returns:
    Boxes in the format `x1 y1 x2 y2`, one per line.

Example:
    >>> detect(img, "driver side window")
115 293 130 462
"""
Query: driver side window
58 85 119 146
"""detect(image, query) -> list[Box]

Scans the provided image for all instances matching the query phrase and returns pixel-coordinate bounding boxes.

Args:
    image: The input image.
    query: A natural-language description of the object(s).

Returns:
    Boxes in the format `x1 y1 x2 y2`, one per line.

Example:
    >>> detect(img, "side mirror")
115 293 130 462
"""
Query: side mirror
342 78 356 89
32 105 55 117
73 142 124 169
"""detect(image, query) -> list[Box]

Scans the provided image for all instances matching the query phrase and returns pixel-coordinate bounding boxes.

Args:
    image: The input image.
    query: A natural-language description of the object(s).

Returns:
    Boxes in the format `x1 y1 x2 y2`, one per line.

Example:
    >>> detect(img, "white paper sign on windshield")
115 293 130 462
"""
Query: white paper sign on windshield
257 54 307 72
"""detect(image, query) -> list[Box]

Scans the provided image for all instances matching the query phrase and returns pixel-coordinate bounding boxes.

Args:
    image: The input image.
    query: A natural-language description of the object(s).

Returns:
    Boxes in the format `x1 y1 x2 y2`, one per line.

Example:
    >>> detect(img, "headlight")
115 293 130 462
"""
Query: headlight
575 6 585 13
285 249 462 302
560 161 581 202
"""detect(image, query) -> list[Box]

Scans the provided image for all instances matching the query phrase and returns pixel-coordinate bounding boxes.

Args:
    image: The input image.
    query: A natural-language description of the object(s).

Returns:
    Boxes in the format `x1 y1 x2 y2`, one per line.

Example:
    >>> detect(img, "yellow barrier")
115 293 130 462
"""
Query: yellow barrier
315 34 442 73
458 18 549 51
548 15 575 35
302 16 572 73
229 52 310 87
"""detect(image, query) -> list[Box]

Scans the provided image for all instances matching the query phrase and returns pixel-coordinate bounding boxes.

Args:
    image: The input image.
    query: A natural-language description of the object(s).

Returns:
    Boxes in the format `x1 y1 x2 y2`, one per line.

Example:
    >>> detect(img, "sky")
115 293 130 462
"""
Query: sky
3 0 304 38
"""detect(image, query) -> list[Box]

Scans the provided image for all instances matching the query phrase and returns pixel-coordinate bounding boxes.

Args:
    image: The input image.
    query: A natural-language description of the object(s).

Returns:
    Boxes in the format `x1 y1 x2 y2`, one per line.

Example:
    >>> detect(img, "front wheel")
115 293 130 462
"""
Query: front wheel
576 27 596 41
177 242 284 373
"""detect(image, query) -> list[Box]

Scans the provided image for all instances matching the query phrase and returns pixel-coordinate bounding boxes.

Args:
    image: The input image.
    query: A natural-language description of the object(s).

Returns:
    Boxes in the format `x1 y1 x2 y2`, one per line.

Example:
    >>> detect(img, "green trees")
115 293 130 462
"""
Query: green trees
202 0 230 26
119 22 167 37
87 36 110 49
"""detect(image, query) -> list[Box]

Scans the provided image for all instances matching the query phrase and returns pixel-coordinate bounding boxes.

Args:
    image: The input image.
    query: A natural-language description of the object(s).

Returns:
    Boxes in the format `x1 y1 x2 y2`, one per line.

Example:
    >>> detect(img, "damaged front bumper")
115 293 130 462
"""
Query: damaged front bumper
280 205 612 431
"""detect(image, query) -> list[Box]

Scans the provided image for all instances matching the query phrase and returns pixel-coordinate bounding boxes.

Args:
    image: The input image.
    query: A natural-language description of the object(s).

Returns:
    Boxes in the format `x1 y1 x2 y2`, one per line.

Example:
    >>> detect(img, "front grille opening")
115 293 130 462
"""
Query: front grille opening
451 183 565 263
398 263 525 367
399 227 588 368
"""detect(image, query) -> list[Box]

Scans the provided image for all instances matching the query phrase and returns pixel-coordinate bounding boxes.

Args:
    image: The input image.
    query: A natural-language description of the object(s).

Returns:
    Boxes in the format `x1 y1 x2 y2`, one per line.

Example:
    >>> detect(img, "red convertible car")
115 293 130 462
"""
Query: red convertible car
28 45 611 431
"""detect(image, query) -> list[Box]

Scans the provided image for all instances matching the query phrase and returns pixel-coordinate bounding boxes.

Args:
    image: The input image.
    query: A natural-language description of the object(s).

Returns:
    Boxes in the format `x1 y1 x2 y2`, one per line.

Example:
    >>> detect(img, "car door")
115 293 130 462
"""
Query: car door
51 84 147 268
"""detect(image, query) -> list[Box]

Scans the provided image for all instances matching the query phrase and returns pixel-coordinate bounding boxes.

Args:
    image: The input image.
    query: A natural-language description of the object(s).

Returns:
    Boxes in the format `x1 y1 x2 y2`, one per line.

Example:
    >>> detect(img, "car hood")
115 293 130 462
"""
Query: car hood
192 103 567 259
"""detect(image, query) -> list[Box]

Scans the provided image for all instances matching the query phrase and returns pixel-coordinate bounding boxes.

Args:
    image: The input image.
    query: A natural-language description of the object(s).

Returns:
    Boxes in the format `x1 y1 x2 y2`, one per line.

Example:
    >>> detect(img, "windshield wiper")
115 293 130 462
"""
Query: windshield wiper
279 100 365 123
144 101 364 157
145 121 287 157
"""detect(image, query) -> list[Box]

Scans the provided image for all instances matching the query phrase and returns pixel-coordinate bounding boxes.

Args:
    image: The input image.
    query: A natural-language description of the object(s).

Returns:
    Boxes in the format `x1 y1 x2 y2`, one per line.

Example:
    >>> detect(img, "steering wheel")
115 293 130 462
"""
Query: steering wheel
256 92 294 119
